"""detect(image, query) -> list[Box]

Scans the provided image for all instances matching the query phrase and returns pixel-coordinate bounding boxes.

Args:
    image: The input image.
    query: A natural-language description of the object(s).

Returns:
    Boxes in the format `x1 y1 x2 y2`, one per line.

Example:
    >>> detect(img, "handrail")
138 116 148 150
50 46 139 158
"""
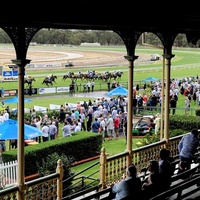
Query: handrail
63 160 100 196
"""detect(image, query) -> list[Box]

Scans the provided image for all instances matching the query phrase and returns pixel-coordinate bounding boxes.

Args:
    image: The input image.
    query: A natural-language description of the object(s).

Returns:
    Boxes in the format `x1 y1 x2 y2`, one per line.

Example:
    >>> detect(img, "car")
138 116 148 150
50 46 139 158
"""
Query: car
150 54 160 61
132 115 155 136
65 62 74 67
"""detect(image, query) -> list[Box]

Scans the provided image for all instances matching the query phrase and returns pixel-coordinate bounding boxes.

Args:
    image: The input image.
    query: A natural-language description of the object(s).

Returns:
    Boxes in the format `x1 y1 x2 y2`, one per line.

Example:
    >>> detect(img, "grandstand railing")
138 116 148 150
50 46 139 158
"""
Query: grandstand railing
0 133 194 199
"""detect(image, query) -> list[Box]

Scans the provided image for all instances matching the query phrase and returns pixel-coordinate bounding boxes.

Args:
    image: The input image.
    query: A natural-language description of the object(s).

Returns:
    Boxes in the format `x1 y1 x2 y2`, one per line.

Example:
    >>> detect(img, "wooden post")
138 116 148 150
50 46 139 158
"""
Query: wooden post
100 147 107 189
56 159 64 200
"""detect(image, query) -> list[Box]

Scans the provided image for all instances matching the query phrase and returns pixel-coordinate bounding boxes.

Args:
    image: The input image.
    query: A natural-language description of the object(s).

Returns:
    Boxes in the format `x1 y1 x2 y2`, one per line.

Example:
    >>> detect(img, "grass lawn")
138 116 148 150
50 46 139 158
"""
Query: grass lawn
70 136 141 179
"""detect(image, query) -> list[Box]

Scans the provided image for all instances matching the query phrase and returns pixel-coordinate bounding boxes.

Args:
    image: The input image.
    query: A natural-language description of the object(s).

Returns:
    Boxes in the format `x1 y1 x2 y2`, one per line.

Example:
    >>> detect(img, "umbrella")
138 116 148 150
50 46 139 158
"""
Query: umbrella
142 77 159 82
0 119 42 140
107 86 128 97
2 96 32 104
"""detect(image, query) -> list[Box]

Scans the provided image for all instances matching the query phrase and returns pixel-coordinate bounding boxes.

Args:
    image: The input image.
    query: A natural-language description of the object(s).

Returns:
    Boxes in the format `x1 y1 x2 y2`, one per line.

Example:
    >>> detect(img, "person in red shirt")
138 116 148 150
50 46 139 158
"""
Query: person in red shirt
114 114 120 139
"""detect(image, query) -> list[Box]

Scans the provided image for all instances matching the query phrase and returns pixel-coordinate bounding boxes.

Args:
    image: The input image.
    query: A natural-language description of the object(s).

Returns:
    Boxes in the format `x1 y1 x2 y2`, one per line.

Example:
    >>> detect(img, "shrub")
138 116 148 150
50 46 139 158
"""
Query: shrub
37 152 74 196
195 109 200 116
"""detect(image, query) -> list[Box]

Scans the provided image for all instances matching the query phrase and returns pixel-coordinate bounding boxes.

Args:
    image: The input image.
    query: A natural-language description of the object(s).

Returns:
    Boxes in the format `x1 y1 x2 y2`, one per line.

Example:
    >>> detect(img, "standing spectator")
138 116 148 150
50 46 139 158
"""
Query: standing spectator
74 122 81 132
65 103 71 114
79 114 86 131
178 128 200 169
107 81 111 91
82 101 88 113
185 95 190 115
0 140 6 153
106 114 114 140
48 121 58 140
99 117 106 142
35 115 42 143
59 104 65 123
0 87 4 98
83 82 87 93
136 84 139 91
137 94 143 114
5 105 10 116
62 121 71 137
154 113 161 135
0 139 5 163
110 164 142 200
31 108 36 121
114 114 120 139
87 81 91 92
52 116 59 136
91 118 100 133
41 122 49 142
91 81 95 92
170 96 177 115
3 110 9 121
132 95 137 115
143 83 147 90
86 110 93 132
192 90 197 105
123 119 127 144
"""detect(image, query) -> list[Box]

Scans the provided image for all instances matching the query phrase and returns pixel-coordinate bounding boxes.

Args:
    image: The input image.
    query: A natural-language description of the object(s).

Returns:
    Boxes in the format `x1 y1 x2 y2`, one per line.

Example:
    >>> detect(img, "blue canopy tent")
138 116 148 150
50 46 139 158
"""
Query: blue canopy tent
0 119 42 140
3 96 32 104
142 77 159 82
107 86 128 97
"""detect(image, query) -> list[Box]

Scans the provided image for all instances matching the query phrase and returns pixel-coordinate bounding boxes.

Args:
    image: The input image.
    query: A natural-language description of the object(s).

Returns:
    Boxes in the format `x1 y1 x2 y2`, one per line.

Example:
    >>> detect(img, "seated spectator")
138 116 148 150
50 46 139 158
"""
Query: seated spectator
110 164 142 200
165 148 176 175
177 161 188 175
159 148 173 191
142 160 160 199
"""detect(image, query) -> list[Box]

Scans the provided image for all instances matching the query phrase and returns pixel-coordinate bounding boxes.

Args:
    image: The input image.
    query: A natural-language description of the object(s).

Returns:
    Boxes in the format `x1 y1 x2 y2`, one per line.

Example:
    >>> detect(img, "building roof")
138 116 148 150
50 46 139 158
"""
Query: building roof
1 4 200 36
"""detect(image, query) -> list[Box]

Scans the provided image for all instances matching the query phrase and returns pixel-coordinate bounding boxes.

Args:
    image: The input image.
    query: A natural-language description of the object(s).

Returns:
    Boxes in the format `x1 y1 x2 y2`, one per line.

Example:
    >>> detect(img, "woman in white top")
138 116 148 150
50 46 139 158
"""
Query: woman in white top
41 123 49 142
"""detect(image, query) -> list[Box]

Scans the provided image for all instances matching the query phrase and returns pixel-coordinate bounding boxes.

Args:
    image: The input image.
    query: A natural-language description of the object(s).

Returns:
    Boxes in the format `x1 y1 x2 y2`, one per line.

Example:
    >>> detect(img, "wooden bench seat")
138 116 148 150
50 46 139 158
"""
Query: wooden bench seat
149 174 200 200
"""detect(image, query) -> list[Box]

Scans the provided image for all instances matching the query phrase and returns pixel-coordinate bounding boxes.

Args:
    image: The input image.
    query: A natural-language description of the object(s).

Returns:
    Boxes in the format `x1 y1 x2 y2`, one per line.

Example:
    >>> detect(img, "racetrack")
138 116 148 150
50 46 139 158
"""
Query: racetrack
0 45 151 71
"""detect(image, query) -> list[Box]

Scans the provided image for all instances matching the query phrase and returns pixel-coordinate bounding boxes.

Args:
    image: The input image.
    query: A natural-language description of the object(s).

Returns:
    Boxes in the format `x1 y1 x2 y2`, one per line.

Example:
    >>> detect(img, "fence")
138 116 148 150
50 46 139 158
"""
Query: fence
0 160 18 189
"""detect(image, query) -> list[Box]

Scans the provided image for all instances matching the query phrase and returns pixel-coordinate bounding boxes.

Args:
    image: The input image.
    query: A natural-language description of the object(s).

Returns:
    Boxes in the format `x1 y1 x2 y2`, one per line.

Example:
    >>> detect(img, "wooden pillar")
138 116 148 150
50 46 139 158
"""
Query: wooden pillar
124 55 138 166
12 59 30 200
162 54 174 148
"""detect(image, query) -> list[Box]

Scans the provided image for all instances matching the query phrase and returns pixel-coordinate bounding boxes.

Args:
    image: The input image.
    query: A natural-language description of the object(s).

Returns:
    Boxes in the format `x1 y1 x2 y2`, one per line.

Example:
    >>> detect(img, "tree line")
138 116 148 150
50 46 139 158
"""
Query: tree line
0 28 199 47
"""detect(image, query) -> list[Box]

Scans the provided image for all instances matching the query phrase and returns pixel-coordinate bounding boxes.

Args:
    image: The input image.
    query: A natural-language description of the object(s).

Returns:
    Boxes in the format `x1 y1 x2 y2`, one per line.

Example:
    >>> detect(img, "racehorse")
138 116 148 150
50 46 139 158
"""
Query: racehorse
62 72 74 81
42 75 57 87
24 77 35 87
116 71 124 79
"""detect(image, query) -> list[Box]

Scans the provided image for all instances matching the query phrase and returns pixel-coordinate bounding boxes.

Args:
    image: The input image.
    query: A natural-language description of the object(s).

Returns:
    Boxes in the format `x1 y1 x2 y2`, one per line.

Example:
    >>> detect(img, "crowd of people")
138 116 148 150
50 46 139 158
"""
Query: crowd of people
57 96 128 142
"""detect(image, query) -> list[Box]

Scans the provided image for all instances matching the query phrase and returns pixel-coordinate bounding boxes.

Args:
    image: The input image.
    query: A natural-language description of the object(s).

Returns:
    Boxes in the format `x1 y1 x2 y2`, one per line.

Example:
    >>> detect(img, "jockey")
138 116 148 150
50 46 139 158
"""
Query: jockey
78 71 81 77
89 71 93 77
117 69 121 74
104 71 108 77
47 74 52 80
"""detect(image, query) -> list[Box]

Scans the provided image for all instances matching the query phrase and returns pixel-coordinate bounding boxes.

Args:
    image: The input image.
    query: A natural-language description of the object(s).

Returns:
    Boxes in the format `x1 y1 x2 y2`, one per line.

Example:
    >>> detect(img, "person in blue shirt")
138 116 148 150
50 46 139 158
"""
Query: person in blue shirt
178 128 200 169
91 118 100 133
